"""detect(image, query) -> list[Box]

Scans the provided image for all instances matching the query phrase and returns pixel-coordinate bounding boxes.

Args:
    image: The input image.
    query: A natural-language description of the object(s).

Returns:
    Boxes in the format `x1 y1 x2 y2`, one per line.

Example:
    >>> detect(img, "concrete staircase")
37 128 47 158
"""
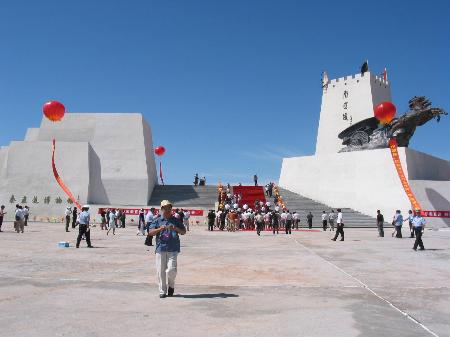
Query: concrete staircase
277 187 378 228
148 185 218 209
148 184 379 227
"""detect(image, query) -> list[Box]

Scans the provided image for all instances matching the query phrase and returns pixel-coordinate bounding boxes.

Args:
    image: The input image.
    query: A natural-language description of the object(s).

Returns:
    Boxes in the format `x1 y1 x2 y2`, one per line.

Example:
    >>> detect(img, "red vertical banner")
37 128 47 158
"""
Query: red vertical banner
388 138 421 210
52 139 82 209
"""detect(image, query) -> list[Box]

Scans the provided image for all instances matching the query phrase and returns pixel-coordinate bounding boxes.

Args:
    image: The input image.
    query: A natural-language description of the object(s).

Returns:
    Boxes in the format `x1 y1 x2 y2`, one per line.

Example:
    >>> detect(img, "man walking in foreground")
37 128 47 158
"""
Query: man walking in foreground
332 209 344 241
76 205 93 248
412 209 426 251
148 200 186 298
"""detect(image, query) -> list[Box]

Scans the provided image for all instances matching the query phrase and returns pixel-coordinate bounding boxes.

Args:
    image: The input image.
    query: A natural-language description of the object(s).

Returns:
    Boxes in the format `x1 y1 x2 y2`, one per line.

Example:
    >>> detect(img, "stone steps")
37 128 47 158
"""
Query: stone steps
276 187 379 228
148 185 218 208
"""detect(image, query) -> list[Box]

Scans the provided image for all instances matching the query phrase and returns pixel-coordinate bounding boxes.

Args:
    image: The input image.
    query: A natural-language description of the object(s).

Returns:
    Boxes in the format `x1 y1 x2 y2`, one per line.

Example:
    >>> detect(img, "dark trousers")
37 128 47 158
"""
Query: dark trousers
308 220 312 229
413 227 424 250
256 222 263 235
208 222 214 231
322 220 327 231
24 215 29 226
377 221 384 237
333 224 344 240
76 224 92 247
285 220 292 234
396 226 402 238
409 222 414 238
72 216 77 228
254 181 257 186
294 219 299 229
65 216 70 231
0 217 3 230
272 223 279 234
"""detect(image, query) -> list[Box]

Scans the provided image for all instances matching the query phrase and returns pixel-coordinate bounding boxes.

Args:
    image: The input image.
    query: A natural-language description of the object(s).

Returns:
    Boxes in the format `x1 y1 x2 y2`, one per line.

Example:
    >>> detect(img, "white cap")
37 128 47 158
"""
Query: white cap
82 205 90 209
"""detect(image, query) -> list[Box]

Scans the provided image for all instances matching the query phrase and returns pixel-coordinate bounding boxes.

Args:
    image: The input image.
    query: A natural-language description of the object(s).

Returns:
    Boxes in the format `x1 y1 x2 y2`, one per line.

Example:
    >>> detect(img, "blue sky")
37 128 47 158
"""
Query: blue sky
0 0 449 184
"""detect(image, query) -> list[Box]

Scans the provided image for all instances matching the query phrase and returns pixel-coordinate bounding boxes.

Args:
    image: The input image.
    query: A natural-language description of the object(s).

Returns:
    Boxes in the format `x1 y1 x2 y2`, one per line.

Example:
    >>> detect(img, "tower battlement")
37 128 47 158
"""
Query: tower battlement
324 71 389 89
316 70 392 154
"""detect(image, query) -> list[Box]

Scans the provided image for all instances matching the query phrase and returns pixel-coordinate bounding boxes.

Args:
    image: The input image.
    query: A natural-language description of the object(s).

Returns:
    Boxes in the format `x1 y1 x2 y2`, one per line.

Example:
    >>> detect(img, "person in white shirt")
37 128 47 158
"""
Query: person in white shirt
183 210 190 231
23 206 30 226
332 209 344 241
412 209 426 251
328 210 336 231
285 211 293 234
321 211 328 231
14 204 25 233
255 212 264 236
64 207 71 232
107 209 117 236
293 211 300 230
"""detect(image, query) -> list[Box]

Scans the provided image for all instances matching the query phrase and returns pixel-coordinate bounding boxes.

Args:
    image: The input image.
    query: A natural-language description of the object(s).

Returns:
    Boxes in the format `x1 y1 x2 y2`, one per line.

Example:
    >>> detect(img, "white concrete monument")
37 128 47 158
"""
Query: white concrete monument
280 69 450 228
0 113 157 219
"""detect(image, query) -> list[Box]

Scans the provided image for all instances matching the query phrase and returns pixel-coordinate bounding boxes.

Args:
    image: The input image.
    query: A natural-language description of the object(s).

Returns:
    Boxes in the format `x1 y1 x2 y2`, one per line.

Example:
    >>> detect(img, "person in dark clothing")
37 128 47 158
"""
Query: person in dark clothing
412 209 426 251
307 212 313 229
0 205 6 232
254 174 258 186
207 210 215 231
120 211 126 228
376 210 384 237
272 211 279 234
219 211 226 231
76 205 93 248
72 207 78 228
194 173 199 186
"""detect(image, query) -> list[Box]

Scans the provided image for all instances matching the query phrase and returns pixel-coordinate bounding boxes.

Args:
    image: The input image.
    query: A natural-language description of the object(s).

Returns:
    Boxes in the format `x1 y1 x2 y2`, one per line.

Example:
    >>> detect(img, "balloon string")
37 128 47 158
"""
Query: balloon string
52 139 82 209
159 160 165 185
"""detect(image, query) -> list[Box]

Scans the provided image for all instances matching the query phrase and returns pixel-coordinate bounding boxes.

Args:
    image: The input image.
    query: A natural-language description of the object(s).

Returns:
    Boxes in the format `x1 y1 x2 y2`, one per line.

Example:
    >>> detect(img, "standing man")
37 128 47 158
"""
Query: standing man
107 209 117 236
412 209 426 251
183 210 190 231
76 205 93 248
272 211 279 234
392 210 403 238
293 211 300 230
328 210 335 231
145 208 156 246
72 207 78 228
148 200 186 298
285 210 292 235
321 211 328 231
376 210 384 237
23 206 30 226
255 212 264 236
307 211 313 229
194 173 199 186
207 210 215 231
65 207 71 232
14 205 25 233
0 205 7 232
407 210 414 238
253 174 258 186
332 209 344 241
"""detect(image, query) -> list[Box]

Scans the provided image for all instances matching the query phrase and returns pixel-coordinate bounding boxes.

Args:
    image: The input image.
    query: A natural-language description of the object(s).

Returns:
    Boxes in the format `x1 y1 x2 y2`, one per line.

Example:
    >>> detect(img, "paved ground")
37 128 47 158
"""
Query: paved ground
1 222 450 337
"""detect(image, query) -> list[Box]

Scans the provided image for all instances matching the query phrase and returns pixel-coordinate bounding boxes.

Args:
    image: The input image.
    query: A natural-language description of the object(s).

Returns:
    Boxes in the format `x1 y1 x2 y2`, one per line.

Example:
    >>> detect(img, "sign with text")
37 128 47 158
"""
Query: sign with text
97 208 204 216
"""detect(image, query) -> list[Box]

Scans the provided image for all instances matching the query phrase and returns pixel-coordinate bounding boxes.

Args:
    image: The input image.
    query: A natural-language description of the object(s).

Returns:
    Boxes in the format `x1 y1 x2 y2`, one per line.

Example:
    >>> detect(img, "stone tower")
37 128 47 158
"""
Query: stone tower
315 71 392 154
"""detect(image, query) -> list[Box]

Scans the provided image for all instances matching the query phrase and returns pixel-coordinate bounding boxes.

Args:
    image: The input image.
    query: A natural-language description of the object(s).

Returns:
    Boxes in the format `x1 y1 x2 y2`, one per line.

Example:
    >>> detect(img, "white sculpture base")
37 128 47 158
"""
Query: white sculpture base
279 148 450 228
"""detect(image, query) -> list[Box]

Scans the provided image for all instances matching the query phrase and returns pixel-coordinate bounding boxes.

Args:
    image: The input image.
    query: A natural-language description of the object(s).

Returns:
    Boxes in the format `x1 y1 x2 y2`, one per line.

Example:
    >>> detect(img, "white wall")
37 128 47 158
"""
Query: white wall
279 148 450 228
315 72 391 155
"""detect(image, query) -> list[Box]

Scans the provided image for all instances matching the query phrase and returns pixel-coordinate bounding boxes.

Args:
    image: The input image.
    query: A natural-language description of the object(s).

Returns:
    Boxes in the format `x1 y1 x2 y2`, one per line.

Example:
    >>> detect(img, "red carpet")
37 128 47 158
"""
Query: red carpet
232 185 266 208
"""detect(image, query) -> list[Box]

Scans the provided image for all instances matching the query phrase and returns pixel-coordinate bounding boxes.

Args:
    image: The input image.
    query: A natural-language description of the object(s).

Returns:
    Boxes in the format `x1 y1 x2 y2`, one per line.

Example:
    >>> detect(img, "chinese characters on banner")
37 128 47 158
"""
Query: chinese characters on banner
97 208 204 216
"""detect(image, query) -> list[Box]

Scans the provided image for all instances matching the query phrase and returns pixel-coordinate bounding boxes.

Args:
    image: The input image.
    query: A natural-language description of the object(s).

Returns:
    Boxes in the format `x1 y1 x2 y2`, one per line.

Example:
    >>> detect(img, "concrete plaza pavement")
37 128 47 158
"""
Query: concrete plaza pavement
1 222 450 337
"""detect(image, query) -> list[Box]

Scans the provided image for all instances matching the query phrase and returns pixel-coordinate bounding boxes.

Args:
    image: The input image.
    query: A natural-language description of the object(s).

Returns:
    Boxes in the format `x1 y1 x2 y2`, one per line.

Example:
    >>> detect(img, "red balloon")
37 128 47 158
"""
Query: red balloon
154 146 166 156
374 101 396 125
43 100 65 122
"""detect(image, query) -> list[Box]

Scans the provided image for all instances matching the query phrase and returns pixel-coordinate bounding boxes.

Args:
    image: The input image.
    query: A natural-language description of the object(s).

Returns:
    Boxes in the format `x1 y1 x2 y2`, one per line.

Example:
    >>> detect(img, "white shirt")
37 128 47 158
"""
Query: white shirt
337 212 343 224
183 211 190 220
145 211 154 223
328 213 336 221
15 208 24 220
65 209 71 216
322 213 328 221
286 213 293 221
293 213 300 220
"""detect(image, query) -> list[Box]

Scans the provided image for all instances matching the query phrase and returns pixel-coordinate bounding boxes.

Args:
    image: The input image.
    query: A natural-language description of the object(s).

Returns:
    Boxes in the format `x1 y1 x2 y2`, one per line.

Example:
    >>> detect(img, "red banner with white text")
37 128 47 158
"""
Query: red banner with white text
98 208 204 216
